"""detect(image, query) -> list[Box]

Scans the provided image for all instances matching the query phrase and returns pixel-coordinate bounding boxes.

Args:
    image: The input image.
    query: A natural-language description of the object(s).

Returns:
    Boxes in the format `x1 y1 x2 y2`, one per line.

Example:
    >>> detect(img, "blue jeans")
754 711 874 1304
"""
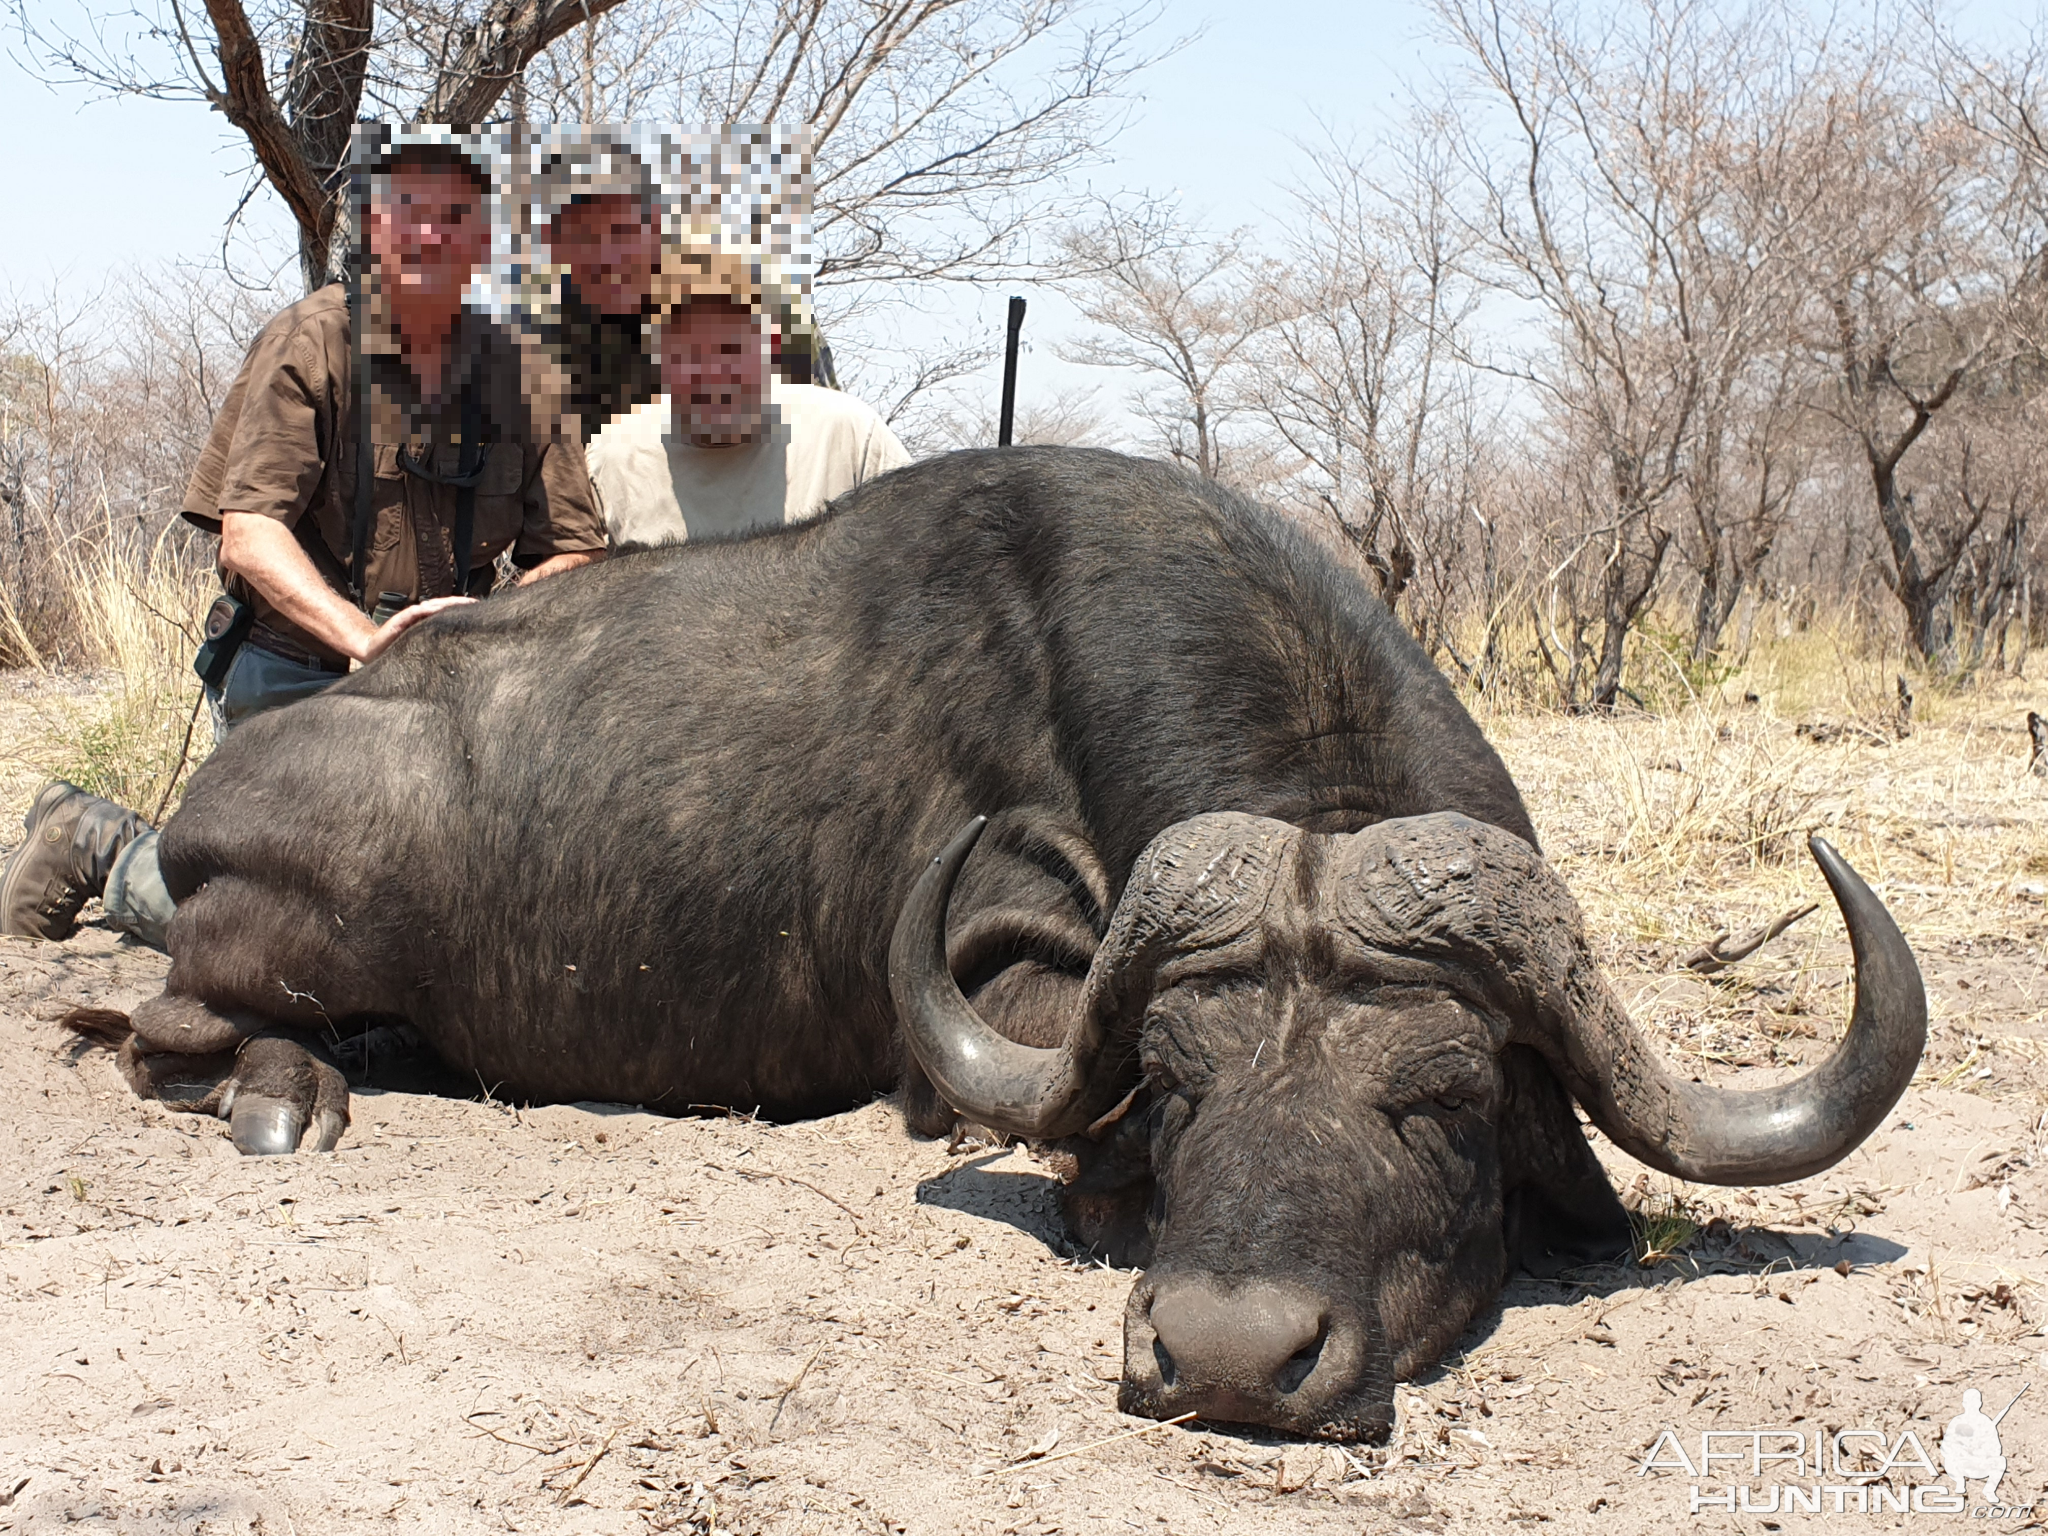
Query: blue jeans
208 641 344 740
103 644 341 950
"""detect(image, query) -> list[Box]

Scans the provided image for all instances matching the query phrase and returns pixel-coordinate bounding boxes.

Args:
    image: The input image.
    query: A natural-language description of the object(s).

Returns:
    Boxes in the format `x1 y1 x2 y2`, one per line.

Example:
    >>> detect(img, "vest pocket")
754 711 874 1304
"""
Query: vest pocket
472 445 526 549
326 443 407 556
369 444 408 554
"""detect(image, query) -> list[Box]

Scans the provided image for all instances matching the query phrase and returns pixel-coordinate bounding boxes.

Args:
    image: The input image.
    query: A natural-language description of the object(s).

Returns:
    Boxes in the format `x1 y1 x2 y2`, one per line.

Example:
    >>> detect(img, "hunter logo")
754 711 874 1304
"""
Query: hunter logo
1639 1384 2033 1517
1942 1387 2023 1502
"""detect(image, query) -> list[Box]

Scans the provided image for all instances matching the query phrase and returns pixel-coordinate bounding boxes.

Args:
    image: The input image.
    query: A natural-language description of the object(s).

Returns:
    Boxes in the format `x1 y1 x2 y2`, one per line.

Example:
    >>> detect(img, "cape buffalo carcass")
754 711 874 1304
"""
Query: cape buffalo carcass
79 447 1924 1443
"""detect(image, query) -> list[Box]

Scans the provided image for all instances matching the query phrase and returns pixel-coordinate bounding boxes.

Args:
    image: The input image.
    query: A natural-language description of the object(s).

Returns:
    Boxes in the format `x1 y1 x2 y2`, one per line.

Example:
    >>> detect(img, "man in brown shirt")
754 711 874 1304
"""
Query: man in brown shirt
0 133 606 949
187 279 603 692
198 137 605 697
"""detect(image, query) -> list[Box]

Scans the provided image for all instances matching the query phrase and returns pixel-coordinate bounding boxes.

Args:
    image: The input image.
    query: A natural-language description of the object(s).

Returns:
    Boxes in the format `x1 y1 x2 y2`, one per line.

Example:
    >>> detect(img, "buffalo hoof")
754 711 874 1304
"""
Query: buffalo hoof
69 1000 352 1153
228 1093 345 1155
219 1035 351 1156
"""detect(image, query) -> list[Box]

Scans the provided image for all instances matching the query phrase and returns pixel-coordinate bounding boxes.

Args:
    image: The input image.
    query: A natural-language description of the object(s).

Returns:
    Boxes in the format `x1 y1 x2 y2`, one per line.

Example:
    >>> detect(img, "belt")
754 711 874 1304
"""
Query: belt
245 623 350 675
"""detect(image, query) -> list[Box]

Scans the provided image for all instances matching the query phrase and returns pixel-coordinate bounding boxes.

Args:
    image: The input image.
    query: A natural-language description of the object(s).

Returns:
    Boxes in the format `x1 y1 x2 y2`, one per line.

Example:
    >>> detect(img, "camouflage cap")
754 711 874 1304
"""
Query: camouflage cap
652 235 818 336
534 133 657 218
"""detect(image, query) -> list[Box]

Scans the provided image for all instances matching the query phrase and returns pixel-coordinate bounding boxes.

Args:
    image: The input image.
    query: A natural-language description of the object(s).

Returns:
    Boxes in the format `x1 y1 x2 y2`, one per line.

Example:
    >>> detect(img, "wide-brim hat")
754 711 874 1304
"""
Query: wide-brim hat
651 246 767 317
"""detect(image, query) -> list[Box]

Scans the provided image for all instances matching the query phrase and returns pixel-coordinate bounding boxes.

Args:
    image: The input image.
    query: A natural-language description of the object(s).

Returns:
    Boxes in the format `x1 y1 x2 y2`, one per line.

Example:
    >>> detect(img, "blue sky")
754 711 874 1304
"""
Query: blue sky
5 0 2045 436
4 33 296 282
0 1 1440 286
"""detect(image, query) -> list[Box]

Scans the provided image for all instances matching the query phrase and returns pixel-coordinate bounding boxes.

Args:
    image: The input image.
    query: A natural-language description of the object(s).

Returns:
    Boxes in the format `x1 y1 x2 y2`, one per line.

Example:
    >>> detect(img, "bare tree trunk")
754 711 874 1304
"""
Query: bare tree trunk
1476 511 1502 684
2017 572 2033 676
1873 461 1969 667
581 9 596 120
1590 515 1672 710
1366 535 1416 607
1690 547 1746 664
299 222 335 295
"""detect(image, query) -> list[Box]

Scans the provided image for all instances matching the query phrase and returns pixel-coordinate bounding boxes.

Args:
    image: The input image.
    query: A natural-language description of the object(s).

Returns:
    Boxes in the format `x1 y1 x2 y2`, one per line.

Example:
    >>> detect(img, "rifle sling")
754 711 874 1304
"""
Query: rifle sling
453 368 481 594
349 278 373 606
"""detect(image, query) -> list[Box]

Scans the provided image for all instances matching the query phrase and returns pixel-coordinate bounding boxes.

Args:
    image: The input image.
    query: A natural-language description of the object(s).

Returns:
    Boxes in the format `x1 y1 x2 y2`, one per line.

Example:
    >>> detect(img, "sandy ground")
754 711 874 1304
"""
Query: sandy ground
2 676 2047 1534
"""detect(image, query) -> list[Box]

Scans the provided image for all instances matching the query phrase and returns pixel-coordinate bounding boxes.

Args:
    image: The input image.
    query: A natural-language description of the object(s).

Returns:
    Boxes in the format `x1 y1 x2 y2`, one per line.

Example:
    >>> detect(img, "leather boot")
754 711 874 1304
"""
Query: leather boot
0 780 151 941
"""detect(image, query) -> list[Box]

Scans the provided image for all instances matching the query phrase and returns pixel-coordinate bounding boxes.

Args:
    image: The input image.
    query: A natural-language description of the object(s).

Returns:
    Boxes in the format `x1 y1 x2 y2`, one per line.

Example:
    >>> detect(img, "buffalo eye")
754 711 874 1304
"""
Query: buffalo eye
1386 1093 1476 1123
1417 1083 1495 1123
1142 1053 1205 1105
1386 1073 1497 1126
1139 1002 1220 1098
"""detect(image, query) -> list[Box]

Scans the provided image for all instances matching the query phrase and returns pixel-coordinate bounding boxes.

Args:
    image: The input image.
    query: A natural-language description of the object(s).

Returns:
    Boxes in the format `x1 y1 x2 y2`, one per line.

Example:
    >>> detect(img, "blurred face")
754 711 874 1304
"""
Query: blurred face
547 195 658 316
661 304 771 447
366 166 489 314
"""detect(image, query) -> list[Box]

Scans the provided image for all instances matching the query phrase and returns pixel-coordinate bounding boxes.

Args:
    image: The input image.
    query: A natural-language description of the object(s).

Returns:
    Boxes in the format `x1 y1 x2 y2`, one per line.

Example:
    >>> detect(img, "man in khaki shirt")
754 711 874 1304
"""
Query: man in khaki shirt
187 283 604 681
0 134 606 950
588 247 910 547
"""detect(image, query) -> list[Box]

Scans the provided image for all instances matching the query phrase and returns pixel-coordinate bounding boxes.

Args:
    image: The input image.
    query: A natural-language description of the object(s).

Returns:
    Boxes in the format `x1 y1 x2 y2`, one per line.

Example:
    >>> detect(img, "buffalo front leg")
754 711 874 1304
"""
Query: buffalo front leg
83 994 351 1154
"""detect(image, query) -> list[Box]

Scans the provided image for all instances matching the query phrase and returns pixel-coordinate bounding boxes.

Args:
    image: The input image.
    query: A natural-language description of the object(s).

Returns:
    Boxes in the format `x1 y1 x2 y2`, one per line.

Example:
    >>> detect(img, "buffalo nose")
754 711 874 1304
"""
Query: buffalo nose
1148 1279 1326 1396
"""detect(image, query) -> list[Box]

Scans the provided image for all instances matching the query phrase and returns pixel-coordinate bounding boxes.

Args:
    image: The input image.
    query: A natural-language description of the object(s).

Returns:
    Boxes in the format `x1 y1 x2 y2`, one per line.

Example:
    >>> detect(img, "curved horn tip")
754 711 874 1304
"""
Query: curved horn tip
940 816 990 860
890 811 1095 1141
1806 834 1872 900
1554 821 1925 1188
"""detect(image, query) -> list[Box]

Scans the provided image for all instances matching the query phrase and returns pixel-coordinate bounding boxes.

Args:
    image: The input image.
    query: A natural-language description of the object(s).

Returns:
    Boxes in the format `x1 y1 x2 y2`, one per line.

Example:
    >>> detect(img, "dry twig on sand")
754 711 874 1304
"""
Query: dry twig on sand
555 1427 619 1506
988 1411 1198 1473
768 1345 824 1435
462 1413 567 1456
703 1161 867 1234
1681 903 1819 976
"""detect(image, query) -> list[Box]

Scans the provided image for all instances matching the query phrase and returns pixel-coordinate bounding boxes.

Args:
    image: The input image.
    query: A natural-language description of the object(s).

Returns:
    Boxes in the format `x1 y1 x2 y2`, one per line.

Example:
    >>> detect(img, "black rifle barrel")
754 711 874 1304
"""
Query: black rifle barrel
998 295 1026 447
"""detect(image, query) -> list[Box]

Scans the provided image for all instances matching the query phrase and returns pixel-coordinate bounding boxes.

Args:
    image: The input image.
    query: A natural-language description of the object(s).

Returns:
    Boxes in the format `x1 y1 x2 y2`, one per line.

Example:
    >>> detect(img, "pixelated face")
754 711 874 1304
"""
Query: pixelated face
366 168 490 305
546 195 659 316
661 304 771 447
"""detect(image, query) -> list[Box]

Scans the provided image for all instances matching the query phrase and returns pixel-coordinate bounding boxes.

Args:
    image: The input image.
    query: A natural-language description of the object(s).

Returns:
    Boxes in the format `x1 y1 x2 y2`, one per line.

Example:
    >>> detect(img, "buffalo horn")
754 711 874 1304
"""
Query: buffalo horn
888 817 1111 1139
1341 814 1925 1187
1556 833 1926 1185
891 812 1293 1138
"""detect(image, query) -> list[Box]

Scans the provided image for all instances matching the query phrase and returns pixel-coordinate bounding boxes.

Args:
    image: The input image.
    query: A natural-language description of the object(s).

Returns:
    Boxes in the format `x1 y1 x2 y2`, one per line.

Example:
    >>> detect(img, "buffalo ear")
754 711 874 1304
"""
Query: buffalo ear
1048 1106 1158 1269
1497 1044 1633 1277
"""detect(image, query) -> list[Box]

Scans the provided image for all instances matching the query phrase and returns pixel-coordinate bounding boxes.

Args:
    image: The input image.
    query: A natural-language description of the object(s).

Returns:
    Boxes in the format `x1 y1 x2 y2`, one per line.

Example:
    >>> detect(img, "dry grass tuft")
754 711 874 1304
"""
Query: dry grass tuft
1575 714 1832 878
0 531 212 818
1472 616 2048 1118
1624 1176 1706 1266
